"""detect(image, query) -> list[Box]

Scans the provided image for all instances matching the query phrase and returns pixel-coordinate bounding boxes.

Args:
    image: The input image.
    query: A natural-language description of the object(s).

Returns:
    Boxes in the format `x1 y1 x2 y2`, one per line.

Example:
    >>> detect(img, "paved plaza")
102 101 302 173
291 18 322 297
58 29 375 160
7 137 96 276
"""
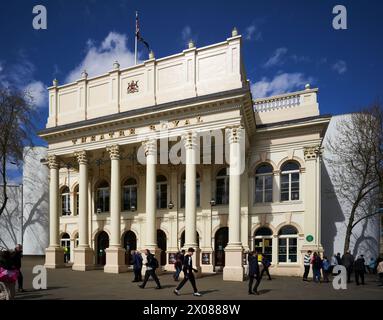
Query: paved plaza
12 257 383 300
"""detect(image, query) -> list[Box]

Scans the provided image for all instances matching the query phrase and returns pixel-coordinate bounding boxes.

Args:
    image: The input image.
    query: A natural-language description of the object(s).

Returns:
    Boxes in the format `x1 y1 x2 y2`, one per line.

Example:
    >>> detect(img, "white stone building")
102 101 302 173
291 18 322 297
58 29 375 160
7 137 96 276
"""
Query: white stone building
38 30 379 281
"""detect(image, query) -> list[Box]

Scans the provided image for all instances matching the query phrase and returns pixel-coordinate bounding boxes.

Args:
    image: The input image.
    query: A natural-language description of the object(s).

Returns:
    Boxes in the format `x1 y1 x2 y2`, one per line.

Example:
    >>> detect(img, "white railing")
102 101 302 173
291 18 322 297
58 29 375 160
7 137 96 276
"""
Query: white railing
253 92 301 113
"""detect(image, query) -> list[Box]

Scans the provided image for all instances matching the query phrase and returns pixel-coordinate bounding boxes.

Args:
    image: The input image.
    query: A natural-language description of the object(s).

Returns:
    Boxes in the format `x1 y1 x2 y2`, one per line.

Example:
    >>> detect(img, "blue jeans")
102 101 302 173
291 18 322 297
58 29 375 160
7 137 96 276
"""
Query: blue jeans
174 266 182 280
313 268 321 282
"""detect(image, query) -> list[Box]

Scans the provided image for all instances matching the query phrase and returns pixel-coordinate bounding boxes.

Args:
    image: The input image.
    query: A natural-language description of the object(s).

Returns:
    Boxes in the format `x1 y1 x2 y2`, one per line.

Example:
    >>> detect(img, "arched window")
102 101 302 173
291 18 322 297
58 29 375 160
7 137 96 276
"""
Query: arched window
122 177 137 211
254 227 273 262
254 164 273 203
156 175 167 209
278 225 298 263
180 172 200 208
280 161 300 201
216 168 229 205
74 185 79 216
95 180 110 213
61 186 71 216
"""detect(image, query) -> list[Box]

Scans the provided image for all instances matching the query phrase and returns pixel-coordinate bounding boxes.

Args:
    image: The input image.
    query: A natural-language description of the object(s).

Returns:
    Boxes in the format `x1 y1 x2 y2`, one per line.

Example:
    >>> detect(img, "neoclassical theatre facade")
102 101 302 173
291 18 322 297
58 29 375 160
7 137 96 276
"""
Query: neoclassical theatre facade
39 29 330 280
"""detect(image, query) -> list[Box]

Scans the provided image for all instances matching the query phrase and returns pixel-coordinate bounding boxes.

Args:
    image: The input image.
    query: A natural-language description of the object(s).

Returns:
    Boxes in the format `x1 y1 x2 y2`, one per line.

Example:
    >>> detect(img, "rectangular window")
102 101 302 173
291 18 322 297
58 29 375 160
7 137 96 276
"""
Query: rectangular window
291 173 300 200
264 175 273 202
255 176 264 203
278 238 287 262
280 174 290 201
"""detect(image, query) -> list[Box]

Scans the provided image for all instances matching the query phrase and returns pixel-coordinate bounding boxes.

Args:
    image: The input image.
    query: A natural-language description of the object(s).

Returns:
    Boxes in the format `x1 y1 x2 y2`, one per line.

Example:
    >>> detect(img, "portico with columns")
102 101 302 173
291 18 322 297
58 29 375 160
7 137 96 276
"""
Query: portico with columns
40 29 330 280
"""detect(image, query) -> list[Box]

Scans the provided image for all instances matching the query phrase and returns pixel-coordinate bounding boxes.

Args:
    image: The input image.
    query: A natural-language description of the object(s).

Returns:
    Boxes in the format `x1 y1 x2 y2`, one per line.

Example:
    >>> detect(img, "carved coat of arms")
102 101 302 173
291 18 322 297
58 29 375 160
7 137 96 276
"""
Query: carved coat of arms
127 80 139 94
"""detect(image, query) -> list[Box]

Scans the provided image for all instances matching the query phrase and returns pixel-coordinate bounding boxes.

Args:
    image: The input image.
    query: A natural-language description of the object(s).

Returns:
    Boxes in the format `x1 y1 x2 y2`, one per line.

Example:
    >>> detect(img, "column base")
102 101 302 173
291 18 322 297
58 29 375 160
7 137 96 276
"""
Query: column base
45 247 65 269
223 245 244 281
104 247 129 273
72 247 94 271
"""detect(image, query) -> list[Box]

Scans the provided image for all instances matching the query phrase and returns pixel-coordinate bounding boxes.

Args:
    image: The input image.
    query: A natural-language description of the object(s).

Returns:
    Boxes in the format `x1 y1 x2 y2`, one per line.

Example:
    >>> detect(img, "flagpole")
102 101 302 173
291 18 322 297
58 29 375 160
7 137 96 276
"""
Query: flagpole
134 11 138 65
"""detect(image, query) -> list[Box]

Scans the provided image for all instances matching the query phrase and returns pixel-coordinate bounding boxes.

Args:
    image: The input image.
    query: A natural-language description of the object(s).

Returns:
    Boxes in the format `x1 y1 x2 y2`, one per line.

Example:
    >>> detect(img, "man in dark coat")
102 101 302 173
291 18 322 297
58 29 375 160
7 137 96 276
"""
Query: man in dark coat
131 250 143 282
341 251 354 283
248 250 261 295
354 254 366 285
139 249 161 289
12 244 24 292
173 248 202 296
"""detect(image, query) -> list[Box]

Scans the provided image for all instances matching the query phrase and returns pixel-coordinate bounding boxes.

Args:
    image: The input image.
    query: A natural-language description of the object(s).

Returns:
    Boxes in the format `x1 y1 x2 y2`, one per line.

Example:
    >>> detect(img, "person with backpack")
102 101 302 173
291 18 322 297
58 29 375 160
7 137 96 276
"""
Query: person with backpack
322 256 331 282
354 254 366 285
173 248 202 296
260 253 272 280
139 249 161 289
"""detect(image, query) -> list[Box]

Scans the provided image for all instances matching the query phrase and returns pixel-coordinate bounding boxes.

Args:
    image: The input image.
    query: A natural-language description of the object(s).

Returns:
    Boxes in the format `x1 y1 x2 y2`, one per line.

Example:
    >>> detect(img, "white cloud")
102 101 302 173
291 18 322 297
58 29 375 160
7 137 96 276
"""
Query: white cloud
264 47 288 68
332 60 347 74
251 72 313 99
65 32 136 83
24 81 47 108
244 24 262 41
0 62 3 73
182 26 192 42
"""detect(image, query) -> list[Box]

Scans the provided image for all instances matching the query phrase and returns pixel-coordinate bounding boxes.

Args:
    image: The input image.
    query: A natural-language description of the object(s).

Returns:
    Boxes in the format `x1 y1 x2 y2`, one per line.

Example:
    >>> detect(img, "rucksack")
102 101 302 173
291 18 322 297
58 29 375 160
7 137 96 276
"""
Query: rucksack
151 256 159 269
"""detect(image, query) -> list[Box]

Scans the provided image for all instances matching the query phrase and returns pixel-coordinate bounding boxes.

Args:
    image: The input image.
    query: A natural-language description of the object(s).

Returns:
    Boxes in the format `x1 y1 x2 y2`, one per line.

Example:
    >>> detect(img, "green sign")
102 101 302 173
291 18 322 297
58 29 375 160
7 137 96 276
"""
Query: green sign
306 235 314 242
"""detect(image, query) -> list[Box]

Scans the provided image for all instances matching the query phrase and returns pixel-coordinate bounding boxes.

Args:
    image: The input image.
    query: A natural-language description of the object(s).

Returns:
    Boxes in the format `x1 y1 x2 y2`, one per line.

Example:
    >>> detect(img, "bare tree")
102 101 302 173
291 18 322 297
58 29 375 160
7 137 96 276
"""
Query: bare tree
326 103 383 254
0 86 37 216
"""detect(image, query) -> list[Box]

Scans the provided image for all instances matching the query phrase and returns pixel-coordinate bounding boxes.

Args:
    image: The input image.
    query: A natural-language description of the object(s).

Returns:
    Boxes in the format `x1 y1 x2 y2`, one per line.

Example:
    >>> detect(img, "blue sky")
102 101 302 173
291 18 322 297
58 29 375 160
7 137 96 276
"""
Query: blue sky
1 0 382 182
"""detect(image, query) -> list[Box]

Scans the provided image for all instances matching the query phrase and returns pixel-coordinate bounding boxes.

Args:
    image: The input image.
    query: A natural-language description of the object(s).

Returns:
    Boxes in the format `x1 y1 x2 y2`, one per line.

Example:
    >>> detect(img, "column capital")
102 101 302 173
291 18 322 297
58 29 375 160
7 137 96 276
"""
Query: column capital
47 154 59 169
142 139 157 156
303 145 321 160
107 144 120 160
182 131 198 149
226 125 244 144
75 150 88 165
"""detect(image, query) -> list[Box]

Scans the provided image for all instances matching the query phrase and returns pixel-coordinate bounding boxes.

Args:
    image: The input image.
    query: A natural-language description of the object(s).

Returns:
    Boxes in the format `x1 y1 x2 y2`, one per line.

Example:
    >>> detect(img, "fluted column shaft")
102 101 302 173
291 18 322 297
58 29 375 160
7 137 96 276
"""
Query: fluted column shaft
108 145 121 247
76 151 89 248
48 155 59 247
183 132 198 247
144 139 157 249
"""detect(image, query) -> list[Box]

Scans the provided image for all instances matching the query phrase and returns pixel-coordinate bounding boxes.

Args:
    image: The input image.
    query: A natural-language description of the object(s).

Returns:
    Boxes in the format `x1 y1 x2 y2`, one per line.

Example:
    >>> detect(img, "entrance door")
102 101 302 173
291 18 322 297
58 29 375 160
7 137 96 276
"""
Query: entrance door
157 230 167 266
123 231 137 265
96 231 109 265
215 227 228 267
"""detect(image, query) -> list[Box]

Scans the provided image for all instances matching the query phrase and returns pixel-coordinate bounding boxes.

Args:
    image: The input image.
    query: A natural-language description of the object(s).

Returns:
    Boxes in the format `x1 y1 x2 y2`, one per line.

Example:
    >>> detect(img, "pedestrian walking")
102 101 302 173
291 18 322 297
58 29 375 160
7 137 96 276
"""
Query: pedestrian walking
342 251 354 283
173 250 185 281
322 256 330 282
303 250 312 281
139 249 161 289
247 250 261 295
354 254 366 285
11 244 24 292
131 250 143 282
63 246 70 263
336 252 342 265
260 253 272 280
312 252 322 283
174 248 202 296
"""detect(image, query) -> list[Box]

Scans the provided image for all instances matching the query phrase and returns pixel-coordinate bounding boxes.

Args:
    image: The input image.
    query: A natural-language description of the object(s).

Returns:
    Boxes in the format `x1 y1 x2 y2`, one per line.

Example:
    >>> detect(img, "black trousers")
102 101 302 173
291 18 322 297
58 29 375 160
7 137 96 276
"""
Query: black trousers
176 272 198 293
261 266 271 280
133 268 142 281
142 269 161 288
355 271 365 285
346 266 352 283
249 274 261 293
303 265 310 279
18 269 23 290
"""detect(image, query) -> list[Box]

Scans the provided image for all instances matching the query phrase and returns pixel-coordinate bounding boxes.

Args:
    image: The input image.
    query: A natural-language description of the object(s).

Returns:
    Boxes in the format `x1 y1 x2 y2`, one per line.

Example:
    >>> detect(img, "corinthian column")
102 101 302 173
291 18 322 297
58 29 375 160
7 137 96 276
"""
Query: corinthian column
182 132 201 274
45 155 64 268
72 150 94 271
104 145 128 273
223 126 245 281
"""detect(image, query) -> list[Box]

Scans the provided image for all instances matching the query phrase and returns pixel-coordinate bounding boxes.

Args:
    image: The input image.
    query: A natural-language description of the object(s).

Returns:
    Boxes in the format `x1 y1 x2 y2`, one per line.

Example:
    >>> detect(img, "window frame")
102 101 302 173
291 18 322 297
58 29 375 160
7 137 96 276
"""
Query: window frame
280 162 300 202
61 187 71 216
122 178 138 211
216 168 229 205
254 164 273 204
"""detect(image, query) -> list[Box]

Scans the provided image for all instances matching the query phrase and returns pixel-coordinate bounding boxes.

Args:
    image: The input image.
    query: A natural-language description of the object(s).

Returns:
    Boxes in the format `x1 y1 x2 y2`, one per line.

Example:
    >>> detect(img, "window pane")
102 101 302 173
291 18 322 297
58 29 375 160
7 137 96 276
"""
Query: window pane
288 238 297 262
281 161 299 172
216 178 225 205
196 181 200 207
264 176 273 202
256 164 273 174
160 184 167 209
181 182 185 208
280 174 290 201
278 238 287 262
